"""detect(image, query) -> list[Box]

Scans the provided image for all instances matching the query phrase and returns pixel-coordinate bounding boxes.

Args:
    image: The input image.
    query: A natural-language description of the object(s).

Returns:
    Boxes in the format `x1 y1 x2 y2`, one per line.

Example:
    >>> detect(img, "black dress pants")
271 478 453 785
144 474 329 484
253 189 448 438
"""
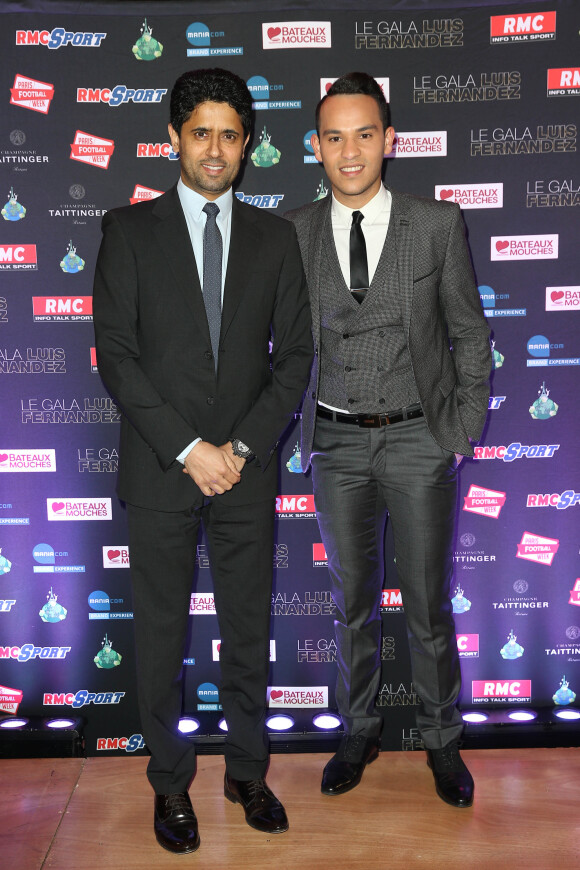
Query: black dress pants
126 496 275 793
311 414 463 749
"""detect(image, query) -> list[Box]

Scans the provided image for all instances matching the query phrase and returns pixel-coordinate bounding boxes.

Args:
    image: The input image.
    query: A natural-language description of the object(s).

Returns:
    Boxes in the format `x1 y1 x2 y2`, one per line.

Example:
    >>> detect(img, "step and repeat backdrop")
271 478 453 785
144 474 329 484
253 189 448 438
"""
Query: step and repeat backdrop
1 0 579 756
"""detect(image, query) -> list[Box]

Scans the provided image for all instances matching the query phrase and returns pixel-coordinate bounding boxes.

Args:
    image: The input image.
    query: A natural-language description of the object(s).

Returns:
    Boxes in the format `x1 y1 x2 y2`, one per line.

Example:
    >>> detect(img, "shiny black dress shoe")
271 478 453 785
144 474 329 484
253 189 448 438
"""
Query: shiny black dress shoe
224 773 289 833
426 742 474 808
154 791 200 853
321 734 380 796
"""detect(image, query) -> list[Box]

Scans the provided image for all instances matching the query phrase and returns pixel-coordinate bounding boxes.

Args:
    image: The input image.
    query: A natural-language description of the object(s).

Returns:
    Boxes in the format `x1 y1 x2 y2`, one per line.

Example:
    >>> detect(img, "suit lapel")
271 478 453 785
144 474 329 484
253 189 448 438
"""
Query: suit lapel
390 189 414 334
220 197 261 341
308 196 332 346
152 186 212 345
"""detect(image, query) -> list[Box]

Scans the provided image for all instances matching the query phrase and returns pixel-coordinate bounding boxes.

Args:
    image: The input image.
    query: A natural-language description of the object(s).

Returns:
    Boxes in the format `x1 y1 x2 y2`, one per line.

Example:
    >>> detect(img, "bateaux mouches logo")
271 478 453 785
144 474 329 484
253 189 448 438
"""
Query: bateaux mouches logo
354 17 463 49
490 11 556 43
546 286 580 311
267 686 328 707
491 234 558 261
190 592 216 614
70 131 114 170
16 28 106 48
262 22 331 49
275 494 316 519
548 68 580 98
463 485 506 519
77 86 167 106
517 531 559 566
47 498 112 521
33 297 92 322
472 680 532 703
186 21 242 57
0 244 37 270
457 634 479 658
435 184 503 209
10 75 54 113
0 450 56 472
102 547 129 568
247 75 300 111
385 131 447 158
0 684 23 714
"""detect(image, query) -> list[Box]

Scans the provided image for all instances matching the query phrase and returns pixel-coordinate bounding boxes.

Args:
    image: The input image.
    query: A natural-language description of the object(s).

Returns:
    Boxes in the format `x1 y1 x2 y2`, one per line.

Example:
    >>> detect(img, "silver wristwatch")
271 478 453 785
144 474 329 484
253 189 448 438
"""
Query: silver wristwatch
231 438 254 460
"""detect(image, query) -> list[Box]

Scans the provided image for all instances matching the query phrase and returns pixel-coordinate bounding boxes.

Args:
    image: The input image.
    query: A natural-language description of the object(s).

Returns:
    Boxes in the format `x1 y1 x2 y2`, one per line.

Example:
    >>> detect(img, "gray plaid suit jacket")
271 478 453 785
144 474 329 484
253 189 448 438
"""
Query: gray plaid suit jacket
286 187 491 472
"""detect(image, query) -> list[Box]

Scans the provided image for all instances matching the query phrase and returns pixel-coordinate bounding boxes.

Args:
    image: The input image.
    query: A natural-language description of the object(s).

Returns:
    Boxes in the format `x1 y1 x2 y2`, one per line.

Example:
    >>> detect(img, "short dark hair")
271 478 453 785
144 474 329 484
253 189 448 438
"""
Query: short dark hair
170 67 253 138
315 72 390 134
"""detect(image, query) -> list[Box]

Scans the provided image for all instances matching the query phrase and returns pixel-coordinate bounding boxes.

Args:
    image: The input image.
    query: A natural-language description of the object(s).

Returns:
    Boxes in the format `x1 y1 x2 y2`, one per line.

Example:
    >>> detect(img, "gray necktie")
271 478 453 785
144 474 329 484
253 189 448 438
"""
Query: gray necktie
202 202 222 370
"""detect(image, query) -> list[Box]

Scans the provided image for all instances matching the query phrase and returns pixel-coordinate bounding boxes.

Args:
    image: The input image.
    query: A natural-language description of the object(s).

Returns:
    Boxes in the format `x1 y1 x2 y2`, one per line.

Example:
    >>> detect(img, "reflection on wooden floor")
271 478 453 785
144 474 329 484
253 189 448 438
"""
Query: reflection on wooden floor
1 748 579 869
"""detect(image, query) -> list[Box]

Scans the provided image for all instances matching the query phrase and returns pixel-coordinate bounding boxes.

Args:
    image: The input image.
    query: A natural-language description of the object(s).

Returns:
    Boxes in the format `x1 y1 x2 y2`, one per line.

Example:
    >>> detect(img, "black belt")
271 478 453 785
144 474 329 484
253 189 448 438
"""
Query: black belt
316 403 424 428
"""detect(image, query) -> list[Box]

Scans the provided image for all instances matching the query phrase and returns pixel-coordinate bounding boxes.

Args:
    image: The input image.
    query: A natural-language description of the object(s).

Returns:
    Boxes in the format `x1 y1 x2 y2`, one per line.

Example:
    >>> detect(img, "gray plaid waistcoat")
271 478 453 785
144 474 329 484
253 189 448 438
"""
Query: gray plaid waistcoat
318 216 420 414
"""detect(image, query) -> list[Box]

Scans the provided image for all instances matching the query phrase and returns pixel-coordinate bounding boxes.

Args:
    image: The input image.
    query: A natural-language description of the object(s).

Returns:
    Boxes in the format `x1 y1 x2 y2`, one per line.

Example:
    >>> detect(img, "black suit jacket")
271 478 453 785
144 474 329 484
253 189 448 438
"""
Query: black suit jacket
93 185 313 511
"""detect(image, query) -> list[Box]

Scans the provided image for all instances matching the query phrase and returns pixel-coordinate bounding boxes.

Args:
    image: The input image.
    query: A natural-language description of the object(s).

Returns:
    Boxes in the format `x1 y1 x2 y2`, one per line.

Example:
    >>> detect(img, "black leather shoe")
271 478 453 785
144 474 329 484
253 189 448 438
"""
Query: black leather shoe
426 742 474 808
224 774 289 833
321 734 380 796
154 792 200 853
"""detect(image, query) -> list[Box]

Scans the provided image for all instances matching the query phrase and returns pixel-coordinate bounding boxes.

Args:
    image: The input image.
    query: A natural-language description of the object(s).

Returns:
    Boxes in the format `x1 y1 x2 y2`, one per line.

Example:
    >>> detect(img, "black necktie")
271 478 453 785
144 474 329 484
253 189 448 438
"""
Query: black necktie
349 210 369 304
202 202 222 370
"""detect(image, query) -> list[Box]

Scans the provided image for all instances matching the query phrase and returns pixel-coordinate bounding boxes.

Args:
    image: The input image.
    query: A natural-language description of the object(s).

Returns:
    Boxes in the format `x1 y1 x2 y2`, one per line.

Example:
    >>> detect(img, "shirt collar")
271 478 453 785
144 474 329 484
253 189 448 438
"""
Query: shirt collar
177 178 233 222
331 184 390 228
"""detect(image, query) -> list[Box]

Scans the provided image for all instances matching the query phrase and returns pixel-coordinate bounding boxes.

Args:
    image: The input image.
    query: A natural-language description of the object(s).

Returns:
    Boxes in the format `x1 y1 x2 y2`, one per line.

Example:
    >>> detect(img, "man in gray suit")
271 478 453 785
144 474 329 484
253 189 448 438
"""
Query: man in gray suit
286 72 490 808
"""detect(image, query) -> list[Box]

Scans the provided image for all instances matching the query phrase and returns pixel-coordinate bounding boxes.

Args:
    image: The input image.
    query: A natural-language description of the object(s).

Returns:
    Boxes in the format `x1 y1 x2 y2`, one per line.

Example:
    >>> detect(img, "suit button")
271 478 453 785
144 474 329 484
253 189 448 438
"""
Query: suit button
204 351 213 361
311 392 316 399
207 396 215 405
347 398 355 405
343 333 350 339
379 398 385 405
378 330 385 337
345 366 352 372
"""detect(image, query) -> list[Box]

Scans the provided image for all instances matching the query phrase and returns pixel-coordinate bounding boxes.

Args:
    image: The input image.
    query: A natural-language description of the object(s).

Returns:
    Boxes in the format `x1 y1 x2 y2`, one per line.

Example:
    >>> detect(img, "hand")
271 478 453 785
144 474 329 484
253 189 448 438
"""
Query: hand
220 441 247 474
182 441 241 496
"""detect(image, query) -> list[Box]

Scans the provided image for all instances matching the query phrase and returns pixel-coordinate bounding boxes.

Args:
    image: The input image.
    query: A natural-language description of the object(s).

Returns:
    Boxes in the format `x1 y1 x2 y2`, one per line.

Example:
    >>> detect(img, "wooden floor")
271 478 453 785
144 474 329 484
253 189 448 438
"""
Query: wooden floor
1 749 579 869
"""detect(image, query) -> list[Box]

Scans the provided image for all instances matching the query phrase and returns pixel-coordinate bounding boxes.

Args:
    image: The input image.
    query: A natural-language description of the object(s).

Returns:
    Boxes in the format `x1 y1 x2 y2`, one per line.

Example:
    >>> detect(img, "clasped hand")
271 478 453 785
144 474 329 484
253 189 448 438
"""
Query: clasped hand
182 441 245 497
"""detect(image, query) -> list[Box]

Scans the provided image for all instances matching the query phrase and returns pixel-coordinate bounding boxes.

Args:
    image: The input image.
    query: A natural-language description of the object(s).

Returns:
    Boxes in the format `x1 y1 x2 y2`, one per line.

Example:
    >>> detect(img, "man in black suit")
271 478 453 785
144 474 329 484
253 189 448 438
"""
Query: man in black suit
93 68 312 854
286 73 490 808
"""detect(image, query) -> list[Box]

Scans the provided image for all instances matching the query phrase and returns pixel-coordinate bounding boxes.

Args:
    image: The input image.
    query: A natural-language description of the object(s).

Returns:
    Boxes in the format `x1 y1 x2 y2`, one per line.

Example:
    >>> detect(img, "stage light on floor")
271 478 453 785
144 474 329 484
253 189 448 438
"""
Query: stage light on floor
507 710 537 722
554 708 580 721
178 717 200 734
312 712 342 730
0 717 29 729
46 718 77 729
218 718 228 732
266 714 295 731
462 711 489 723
